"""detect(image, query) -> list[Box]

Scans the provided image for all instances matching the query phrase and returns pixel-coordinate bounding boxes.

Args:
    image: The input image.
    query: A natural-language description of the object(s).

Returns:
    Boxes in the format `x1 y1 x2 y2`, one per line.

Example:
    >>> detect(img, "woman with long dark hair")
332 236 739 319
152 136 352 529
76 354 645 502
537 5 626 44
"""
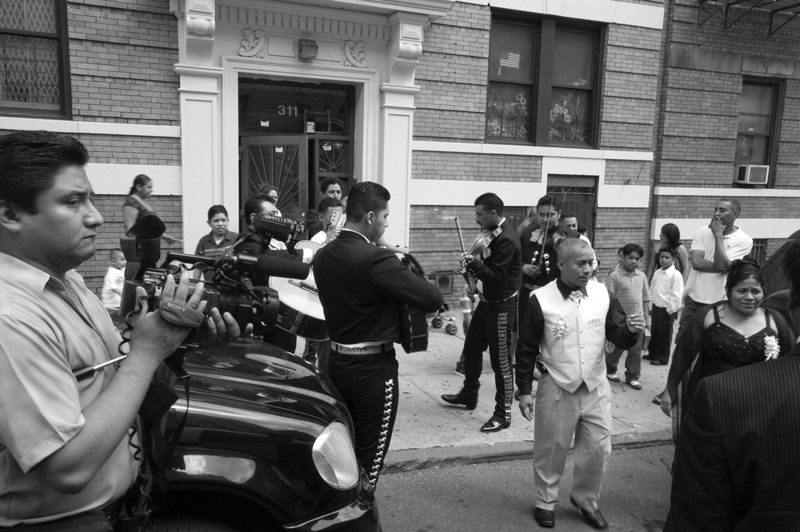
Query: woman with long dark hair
122 174 182 244
648 223 689 283
658 259 795 441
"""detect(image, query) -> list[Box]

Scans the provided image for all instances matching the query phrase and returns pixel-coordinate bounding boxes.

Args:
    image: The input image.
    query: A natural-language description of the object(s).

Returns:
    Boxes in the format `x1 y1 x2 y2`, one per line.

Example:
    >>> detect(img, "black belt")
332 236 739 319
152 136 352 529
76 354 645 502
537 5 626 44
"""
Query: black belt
331 342 393 355
479 291 518 304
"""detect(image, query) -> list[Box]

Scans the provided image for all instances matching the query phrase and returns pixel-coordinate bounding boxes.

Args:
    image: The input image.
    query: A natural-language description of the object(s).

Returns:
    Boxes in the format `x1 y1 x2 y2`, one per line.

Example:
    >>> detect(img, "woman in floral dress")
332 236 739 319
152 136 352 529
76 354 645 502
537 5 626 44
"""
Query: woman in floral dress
659 259 795 442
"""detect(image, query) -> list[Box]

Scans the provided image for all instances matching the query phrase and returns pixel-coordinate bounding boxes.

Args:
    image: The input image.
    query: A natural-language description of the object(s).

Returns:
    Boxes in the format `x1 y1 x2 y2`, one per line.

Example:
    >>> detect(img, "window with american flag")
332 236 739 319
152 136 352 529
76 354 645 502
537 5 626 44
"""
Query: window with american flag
486 13 601 148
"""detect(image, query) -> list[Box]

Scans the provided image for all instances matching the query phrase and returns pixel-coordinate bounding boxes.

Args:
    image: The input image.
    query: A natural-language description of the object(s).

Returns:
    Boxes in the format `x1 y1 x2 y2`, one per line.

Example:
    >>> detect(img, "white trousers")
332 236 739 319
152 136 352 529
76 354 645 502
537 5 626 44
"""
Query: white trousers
532 374 612 511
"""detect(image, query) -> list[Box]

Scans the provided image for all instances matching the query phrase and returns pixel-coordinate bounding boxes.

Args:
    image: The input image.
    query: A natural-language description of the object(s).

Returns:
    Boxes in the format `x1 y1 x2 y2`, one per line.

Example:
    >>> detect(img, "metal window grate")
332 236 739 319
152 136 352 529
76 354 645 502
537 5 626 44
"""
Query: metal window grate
748 238 767 266
0 0 67 115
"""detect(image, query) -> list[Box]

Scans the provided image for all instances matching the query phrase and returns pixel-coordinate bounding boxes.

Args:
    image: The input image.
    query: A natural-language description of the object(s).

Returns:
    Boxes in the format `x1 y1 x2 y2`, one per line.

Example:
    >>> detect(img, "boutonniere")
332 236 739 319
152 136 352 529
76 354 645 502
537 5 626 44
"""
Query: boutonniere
764 335 780 361
552 316 569 339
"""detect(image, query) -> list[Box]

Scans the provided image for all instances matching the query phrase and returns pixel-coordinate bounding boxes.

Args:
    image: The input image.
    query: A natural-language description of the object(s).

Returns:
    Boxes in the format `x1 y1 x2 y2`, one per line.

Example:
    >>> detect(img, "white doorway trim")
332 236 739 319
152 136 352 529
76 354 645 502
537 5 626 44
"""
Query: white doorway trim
221 55 381 221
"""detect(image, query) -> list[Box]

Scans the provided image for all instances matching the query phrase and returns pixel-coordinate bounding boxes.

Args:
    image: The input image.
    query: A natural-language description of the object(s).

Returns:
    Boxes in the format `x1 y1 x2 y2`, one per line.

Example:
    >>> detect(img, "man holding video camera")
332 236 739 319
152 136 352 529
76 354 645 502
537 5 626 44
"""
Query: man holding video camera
0 130 239 529
234 195 315 353
236 195 314 273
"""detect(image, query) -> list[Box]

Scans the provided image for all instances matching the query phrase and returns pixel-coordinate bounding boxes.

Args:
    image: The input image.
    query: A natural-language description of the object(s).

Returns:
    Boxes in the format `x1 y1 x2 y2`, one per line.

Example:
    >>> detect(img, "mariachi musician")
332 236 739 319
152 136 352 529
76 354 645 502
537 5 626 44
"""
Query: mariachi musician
518 196 568 325
314 182 442 488
441 193 521 433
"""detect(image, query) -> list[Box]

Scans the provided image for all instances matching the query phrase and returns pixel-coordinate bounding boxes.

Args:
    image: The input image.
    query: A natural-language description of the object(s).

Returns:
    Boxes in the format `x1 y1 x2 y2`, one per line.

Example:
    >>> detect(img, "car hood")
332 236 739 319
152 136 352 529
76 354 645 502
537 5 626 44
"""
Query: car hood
173 338 347 429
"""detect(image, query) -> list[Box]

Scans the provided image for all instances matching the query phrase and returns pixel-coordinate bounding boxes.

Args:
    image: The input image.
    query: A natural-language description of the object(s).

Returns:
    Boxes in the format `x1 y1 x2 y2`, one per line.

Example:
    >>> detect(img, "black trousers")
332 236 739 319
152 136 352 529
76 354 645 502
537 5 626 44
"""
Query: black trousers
676 295 704 343
462 297 517 422
328 349 399 488
649 305 674 363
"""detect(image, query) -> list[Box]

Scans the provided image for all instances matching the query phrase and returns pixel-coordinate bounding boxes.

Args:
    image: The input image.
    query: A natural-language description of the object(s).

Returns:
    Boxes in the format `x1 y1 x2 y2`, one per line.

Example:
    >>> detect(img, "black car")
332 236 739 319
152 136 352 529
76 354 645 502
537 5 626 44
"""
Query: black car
118 216 378 530
148 338 380 531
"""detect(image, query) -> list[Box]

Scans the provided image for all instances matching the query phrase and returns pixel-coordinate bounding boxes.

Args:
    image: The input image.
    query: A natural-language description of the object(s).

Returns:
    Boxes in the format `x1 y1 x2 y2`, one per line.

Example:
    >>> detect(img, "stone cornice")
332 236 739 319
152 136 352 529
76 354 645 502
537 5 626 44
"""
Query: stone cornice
218 2 393 42
315 0 453 19
219 0 453 21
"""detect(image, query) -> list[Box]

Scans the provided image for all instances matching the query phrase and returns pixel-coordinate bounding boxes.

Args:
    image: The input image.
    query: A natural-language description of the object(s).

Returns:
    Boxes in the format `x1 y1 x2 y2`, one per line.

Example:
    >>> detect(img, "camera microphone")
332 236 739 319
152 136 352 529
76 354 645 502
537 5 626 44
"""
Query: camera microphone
223 254 310 280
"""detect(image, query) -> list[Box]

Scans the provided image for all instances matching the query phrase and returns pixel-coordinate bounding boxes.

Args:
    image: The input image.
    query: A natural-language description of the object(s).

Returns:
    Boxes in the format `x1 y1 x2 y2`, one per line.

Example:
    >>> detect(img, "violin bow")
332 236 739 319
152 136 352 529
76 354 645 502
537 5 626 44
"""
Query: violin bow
454 216 467 255
454 217 476 293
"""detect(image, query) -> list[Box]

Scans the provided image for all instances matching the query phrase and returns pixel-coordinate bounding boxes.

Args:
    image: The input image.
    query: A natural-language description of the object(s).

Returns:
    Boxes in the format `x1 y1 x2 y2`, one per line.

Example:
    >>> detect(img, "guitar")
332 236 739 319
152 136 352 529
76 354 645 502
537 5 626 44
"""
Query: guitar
269 211 345 341
398 252 429 354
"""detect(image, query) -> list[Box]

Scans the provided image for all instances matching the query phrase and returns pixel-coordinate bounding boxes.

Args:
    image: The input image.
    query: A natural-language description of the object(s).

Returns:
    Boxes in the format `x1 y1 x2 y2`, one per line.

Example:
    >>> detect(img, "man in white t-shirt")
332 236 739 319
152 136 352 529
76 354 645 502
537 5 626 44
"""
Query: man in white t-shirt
678 198 752 337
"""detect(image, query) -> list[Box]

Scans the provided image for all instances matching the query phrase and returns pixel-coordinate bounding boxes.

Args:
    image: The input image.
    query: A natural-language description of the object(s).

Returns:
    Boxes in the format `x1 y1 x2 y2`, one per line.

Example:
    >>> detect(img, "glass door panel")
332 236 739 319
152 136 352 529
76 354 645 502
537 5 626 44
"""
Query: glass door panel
241 136 308 222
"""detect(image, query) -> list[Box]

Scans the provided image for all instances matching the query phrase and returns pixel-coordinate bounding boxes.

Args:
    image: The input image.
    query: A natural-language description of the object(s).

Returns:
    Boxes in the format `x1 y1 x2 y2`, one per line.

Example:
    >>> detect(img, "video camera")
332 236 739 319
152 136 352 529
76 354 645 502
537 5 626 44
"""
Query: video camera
119 215 310 334
253 215 306 244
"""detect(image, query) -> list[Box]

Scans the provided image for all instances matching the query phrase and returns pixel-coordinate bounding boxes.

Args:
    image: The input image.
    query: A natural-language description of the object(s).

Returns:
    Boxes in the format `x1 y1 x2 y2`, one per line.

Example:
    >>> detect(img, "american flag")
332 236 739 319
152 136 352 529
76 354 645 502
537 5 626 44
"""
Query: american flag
499 52 520 69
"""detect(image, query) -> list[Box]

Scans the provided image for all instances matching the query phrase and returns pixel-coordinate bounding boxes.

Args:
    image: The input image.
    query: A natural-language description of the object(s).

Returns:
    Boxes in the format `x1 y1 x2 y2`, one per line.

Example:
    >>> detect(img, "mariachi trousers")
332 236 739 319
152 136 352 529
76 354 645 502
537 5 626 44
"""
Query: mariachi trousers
462 296 517 422
328 348 399 488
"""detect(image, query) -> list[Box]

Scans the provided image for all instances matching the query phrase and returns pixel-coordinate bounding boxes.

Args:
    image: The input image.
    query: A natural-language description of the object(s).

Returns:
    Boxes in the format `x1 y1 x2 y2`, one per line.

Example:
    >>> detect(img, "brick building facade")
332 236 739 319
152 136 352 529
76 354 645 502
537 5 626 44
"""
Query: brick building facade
1 0 798 308
650 0 800 274
0 0 184 293
411 0 661 304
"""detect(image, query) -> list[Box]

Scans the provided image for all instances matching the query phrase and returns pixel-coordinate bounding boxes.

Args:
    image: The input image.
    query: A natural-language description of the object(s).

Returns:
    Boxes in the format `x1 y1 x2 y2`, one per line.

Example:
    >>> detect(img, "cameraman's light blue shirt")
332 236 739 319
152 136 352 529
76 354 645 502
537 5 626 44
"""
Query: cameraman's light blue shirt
0 253 138 526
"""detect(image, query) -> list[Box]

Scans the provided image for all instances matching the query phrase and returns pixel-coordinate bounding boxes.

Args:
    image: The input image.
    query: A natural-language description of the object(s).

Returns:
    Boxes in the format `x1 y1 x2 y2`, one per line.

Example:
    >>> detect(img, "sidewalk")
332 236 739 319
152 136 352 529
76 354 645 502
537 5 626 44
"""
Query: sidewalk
384 319 673 473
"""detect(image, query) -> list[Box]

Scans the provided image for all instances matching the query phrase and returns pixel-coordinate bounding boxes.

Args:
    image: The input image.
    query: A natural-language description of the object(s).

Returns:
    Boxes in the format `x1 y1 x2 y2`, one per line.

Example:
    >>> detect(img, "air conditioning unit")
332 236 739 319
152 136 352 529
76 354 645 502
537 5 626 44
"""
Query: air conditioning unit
734 165 769 185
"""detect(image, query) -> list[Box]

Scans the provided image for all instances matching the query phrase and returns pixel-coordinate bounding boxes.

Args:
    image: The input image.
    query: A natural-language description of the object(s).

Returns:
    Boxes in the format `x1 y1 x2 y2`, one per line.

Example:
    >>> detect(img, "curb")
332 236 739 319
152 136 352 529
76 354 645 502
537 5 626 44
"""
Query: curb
383 430 674 474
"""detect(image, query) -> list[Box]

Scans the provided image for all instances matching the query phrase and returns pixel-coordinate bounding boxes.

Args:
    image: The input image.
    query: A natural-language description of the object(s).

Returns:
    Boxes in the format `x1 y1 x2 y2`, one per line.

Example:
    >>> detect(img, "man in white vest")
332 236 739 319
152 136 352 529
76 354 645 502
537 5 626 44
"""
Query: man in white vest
516 238 645 529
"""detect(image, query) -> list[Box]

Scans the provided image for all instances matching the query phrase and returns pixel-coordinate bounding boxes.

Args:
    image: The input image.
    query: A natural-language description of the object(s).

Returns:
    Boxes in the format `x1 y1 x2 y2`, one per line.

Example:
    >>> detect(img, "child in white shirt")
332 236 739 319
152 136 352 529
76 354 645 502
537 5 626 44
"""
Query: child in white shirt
648 246 684 366
101 249 126 312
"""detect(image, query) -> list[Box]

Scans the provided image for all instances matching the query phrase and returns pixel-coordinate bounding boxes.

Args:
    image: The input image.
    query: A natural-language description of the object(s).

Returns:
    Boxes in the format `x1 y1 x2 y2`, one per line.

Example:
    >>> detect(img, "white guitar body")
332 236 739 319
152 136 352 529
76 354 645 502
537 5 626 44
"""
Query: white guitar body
269 211 344 341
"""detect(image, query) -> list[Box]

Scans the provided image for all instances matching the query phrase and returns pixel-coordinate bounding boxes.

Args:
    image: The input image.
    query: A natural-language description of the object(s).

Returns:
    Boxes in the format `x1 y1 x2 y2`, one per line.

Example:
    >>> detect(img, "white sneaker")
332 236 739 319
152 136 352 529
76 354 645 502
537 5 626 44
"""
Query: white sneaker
607 372 620 382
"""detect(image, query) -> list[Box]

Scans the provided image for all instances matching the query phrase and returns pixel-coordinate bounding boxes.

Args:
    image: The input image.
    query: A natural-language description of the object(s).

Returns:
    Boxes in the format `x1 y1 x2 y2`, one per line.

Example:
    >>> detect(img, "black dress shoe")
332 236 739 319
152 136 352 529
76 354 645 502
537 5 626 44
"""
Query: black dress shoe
641 354 654 360
649 359 667 366
570 497 608 529
534 508 555 528
652 394 662 406
441 393 477 410
479 417 510 433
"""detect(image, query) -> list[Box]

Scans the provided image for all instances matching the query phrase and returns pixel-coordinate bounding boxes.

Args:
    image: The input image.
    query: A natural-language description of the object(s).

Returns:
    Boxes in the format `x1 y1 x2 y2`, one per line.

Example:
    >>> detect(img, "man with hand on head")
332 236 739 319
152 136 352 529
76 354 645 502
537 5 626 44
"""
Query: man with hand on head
0 130 240 529
516 238 643 530
679 198 752 337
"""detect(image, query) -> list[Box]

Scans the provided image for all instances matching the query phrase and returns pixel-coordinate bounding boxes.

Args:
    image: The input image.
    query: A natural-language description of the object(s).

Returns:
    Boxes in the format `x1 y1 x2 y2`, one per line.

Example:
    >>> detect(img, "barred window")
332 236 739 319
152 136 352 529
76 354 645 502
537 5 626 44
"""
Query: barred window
0 0 70 118
748 238 767 266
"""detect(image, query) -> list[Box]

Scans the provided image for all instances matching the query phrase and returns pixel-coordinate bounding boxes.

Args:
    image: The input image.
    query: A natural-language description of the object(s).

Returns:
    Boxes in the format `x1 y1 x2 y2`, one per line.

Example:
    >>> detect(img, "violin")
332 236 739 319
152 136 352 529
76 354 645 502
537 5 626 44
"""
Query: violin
461 231 496 265
454 217 501 294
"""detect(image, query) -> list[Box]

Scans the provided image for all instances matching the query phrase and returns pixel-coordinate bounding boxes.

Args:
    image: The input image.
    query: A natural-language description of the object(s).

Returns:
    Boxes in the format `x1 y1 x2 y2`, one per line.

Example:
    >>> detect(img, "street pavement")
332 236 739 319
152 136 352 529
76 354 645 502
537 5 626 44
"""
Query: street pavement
384 314 673 473
379 444 673 531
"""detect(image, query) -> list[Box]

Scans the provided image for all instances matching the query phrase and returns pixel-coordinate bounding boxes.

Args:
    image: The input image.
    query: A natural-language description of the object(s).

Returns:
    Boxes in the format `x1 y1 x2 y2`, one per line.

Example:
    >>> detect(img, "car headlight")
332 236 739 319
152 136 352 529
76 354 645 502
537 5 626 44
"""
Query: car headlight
312 421 359 490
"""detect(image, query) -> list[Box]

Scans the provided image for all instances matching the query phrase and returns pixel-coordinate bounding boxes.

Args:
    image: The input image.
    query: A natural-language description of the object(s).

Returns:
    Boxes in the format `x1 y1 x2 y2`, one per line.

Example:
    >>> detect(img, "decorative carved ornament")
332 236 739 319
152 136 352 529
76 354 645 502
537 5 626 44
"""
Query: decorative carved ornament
186 16 215 37
239 29 266 58
344 41 367 68
396 42 421 61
